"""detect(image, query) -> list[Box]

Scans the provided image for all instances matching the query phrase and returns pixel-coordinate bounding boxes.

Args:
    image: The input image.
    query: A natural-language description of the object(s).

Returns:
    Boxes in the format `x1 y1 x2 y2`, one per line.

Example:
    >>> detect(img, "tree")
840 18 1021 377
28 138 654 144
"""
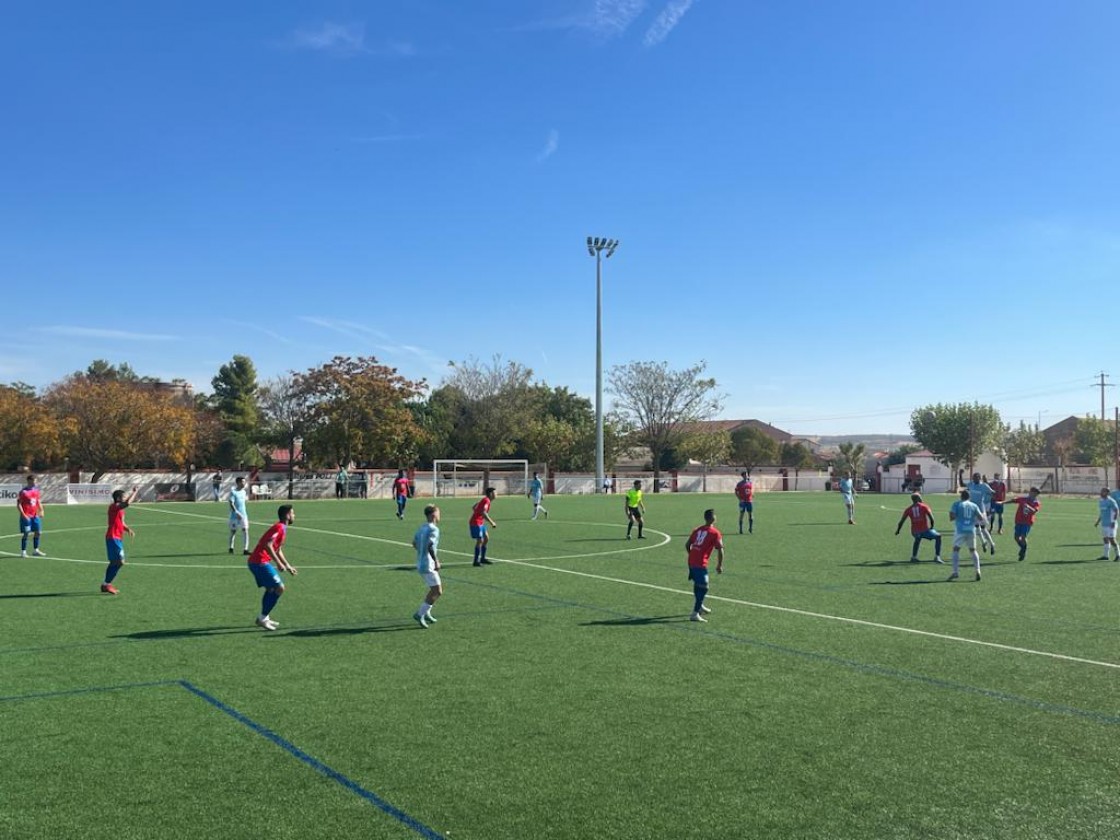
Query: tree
730 425 778 471
779 442 816 470
607 360 723 490
442 356 536 458
259 374 314 499
884 444 920 466
295 356 427 468
1074 416 1114 467
681 430 732 491
83 360 141 382
0 385 65 469
835 442 867 479
211 355 260 436
1003 422 1044 468
910 402 1003 479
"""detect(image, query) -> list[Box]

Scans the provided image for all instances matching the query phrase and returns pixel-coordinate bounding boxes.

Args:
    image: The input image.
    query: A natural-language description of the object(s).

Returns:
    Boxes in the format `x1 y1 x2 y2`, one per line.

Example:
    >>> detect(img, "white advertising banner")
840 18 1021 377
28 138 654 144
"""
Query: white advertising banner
0 484 23 503
67 484 114 505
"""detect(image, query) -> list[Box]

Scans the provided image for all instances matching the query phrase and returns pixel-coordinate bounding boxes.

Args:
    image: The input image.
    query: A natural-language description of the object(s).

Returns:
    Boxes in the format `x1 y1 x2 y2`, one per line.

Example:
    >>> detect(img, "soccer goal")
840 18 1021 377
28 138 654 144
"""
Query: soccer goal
432 460 534 498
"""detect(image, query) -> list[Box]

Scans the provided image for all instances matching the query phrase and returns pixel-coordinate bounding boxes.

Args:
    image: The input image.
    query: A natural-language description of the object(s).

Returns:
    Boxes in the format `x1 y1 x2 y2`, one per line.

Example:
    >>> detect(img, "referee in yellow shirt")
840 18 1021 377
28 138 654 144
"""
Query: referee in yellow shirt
625 480 646 540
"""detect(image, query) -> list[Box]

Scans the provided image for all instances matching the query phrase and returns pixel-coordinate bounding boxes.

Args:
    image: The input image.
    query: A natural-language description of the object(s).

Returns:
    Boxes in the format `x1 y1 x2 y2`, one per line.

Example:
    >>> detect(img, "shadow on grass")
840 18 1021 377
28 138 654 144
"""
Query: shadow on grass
0 591 100 600
115 626 254 640
580 615 683 627
1054 543 1106 548
283 623 415 637
1038 558 1116 565
787 522 848 527
869 579 951 586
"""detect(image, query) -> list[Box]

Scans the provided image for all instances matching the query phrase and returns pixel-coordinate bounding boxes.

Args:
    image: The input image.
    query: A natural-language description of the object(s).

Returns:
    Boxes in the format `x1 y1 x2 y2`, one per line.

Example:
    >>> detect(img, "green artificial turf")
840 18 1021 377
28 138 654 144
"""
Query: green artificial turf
2 491 1117 839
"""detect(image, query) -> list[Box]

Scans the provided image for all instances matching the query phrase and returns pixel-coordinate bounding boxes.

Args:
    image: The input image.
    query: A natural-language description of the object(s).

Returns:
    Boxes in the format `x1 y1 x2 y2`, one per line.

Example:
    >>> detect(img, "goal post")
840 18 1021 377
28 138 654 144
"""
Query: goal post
432 460 536 498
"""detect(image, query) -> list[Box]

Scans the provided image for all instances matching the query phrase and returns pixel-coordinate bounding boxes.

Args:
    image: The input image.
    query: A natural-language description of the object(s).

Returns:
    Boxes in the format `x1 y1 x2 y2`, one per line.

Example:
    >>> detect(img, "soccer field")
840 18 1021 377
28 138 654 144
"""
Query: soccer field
2 491 1118 839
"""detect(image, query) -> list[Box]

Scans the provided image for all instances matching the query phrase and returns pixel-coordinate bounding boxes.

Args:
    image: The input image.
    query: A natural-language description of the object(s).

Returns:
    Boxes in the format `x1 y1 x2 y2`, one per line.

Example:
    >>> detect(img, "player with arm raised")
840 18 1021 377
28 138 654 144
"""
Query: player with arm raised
101 486 139 594
895 493 943 564
1010 487 1041 561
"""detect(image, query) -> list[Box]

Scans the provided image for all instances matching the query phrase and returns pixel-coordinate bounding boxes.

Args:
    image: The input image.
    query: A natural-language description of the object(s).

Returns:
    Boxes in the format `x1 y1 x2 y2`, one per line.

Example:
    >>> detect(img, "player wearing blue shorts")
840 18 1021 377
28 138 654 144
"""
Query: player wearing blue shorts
895 494 943 564
17 474 46 557
247 505 298 630
1010 487 1041 562
470 488 497 567
102 486 139 594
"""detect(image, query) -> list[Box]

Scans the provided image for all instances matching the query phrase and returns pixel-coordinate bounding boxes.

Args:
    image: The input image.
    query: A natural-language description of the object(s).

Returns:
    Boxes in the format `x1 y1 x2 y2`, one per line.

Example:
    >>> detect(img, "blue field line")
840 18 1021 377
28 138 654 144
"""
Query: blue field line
448 574 1120 726
2 677 444 838
177 681 444 839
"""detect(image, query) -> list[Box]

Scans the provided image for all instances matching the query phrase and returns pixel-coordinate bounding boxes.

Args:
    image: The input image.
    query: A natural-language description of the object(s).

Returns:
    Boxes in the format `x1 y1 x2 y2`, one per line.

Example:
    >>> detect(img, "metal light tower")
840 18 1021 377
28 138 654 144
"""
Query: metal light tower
587 236 619 493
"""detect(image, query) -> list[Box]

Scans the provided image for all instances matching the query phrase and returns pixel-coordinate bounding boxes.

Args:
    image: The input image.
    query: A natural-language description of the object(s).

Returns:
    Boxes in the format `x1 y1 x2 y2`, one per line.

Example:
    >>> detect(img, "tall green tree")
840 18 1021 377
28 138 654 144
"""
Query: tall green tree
442 356 536 458
1003 422 1045 467
211 355 260 435
259 374 314 498
681 430 732 491
1074 416 1114 466
730 425 778 471
779 442 816 469
607 360 723 489
296 356 427 468
910 402 1003 478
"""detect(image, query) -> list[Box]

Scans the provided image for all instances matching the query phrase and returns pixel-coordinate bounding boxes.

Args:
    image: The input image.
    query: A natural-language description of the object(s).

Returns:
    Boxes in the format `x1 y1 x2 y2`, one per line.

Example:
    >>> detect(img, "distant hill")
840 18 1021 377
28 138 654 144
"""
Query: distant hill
809 434 916 454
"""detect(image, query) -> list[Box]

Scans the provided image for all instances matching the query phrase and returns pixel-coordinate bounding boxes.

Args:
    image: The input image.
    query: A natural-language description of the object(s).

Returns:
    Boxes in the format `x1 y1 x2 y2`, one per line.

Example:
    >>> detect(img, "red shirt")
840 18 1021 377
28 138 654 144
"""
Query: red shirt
990 480 1007 503
735 480 753 503
470 497 491 526
902 502 934 535
686 525 724 569
17 487 42 518
393 477 410 498
249 521 287 565
105 502 130 539
1012 497 1040 525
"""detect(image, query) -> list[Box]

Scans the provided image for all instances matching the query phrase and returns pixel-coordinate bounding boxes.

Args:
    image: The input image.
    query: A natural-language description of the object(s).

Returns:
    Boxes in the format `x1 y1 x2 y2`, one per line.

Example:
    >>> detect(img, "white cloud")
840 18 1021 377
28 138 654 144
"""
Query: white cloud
593 0 648 37
35 326 179 341
291 22 368 54
536 129 560 163
643 0 696 47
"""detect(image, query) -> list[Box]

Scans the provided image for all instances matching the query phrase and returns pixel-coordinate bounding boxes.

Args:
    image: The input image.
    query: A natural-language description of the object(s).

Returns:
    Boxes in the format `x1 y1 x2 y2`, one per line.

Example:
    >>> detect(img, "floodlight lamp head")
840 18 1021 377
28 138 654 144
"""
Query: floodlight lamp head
605 239 619 258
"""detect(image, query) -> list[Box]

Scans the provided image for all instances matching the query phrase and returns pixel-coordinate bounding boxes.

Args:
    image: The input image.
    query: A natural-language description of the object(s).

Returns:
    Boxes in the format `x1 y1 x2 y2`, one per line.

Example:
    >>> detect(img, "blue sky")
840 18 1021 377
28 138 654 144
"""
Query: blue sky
3 1 1117 436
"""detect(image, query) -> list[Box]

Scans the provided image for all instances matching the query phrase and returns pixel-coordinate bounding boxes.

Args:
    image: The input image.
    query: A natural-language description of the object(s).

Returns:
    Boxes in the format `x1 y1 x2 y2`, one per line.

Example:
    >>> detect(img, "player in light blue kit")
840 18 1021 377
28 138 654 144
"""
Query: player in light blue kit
228 476 250 555
1093 487 1119 561
839 473 855 524
413 505 442 628
964 472 995 554
528 471 549 520
949 489 988 581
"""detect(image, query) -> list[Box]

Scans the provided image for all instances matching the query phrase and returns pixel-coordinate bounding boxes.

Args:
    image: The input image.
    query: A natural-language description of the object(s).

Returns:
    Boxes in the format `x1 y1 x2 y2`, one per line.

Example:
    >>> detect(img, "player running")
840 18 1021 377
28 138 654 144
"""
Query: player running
894 493 943 564
470 488 497 566
685 509 724 622
1010 487 1041 561
964 473 996 554
734 471 754 534
988 473 1008 534
17 474 45 557
247 505 298 630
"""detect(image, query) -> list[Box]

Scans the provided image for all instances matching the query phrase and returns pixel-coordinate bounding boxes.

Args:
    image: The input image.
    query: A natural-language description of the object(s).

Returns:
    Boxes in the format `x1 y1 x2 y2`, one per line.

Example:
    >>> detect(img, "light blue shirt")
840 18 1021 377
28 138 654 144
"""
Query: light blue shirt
965 481 992 510
951 499 984 535
529 477 543 498
229 487 248 520
414 522 440 573
839 478 853 498
1098 496 1118 526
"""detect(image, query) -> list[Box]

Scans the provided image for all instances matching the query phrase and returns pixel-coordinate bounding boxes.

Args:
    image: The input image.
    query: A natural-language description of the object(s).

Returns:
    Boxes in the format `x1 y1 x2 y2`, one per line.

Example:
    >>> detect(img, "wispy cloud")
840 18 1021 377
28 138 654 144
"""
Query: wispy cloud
593 0 648 37
643 0 697 46
300 316 390 343
535 129 560 163
291 22 368 54
35 326 179 341
223 319 293 345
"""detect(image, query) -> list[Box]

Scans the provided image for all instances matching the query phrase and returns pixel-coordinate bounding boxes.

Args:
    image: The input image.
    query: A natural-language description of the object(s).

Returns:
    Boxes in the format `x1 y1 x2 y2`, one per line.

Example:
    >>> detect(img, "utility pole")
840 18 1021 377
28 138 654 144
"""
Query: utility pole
1093 371 1113 420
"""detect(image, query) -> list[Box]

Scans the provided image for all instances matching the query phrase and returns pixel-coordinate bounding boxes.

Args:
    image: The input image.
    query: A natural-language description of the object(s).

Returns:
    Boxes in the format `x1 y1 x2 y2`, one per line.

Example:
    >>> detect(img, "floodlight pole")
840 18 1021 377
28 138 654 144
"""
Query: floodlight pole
587 236 619 493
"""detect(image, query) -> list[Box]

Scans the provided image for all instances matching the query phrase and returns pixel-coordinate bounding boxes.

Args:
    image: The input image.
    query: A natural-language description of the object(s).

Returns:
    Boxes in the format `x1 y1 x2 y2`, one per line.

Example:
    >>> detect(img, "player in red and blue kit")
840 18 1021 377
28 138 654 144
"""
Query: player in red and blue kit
393 470 410 520
17 474 45 557
247 505 298 630
102 486 139 594
734 471 754 534
470 488 497 566
989 473 1008 534
1011 487 1041 561
686 509 724 622
894 493 943 564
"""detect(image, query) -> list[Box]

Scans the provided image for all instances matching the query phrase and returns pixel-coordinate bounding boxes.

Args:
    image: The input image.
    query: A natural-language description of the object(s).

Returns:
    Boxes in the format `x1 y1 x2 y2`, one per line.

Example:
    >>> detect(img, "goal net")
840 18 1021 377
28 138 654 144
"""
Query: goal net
432 460 535 498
